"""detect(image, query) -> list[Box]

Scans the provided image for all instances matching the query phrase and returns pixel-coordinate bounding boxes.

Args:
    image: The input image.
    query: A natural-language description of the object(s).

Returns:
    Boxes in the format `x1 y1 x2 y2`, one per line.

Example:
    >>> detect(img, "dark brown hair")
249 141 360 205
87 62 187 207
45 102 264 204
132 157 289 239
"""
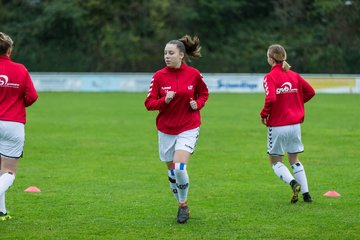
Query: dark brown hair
168 35 202 61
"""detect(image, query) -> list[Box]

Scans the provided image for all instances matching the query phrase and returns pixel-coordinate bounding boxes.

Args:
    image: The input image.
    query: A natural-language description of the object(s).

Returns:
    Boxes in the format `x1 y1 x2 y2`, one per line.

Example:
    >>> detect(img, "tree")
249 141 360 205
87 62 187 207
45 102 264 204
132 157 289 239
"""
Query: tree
1 0 359 73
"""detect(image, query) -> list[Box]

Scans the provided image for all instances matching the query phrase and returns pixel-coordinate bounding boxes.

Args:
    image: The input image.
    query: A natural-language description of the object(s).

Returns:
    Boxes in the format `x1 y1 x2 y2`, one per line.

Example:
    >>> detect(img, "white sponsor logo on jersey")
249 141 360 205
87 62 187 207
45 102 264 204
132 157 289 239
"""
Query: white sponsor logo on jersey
0 75 20 88
276 82 297 94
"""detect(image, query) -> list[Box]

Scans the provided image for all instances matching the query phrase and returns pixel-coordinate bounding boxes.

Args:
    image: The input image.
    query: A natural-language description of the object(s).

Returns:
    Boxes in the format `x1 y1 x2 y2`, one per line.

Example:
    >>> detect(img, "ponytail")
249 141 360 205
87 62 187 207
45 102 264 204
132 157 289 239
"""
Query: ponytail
268 44 291 71
168 35 202 62
179 35 201 60
282 61 291 72
0 32 13 55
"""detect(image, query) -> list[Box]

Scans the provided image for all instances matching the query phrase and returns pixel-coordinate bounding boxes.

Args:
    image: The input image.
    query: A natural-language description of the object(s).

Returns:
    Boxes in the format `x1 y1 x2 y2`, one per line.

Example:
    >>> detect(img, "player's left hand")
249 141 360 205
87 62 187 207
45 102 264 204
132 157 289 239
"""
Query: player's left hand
261 117 268 125
190 98 197 110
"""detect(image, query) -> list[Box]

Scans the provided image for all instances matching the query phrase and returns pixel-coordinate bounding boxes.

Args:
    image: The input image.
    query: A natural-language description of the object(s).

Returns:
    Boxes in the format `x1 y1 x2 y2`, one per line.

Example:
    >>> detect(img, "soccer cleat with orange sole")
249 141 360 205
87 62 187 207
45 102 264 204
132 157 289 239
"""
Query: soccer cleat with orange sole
177 202 190 224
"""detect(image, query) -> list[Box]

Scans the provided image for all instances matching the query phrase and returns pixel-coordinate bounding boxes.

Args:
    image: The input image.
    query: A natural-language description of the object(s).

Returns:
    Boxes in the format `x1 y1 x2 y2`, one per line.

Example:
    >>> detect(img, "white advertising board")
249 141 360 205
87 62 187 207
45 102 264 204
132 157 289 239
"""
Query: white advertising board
31 72 360 93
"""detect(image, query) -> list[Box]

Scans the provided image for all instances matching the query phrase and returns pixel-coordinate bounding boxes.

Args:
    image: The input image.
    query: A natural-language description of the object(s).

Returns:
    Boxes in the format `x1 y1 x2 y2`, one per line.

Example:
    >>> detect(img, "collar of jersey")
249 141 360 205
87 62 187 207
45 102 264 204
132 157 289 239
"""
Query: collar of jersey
166 62 187 72
0 55 10 61
271 63 283 71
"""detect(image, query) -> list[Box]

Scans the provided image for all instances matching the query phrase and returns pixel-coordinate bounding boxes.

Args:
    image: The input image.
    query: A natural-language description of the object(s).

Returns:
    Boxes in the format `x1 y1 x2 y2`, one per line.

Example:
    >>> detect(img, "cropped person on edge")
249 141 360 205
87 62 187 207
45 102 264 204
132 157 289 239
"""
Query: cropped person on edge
260 44 315 204
0 32 38 220
144 35 209 223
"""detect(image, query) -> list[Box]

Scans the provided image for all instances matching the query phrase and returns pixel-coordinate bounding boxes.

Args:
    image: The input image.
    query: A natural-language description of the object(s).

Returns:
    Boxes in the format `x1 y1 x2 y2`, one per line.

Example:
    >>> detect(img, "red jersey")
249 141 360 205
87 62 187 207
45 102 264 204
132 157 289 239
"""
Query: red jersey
145 63 209 134
0 55 38 124
260 64 315 127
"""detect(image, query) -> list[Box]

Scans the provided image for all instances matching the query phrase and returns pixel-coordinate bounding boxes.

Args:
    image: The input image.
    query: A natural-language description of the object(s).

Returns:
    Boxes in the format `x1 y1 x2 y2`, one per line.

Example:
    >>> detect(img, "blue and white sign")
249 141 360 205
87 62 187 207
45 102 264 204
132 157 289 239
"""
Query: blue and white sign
31 72 360 93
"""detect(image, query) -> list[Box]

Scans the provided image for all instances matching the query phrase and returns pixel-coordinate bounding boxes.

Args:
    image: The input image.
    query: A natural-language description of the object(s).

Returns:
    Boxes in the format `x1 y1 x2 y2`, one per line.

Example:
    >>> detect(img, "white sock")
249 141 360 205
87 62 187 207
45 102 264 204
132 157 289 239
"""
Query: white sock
0 193 6 214
272 162 295 184
174 163 189 203
168 169 179 202
0 172 15 195
292 162 309 193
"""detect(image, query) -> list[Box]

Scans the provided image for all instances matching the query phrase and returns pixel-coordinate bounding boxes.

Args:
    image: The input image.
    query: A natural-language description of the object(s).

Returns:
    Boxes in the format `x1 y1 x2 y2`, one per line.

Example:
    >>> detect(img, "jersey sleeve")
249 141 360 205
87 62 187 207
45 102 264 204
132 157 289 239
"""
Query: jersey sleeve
144 75 167 111
299 75 315 103
24 71 38 107
260 75 276 118
194 73 209 110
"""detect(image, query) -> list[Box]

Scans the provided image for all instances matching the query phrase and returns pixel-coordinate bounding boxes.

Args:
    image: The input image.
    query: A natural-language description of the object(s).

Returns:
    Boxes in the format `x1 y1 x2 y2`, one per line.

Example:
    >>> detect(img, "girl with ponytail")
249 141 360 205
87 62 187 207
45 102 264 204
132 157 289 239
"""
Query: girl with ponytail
145 35 209 224
261 44 315 204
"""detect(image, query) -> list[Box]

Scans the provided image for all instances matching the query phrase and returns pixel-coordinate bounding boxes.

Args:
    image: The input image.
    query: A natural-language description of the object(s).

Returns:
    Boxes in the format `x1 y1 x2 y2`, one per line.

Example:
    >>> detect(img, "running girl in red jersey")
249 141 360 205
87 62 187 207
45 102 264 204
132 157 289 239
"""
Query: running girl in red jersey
260 44 315 204
0 32 38 221
145 35 209 223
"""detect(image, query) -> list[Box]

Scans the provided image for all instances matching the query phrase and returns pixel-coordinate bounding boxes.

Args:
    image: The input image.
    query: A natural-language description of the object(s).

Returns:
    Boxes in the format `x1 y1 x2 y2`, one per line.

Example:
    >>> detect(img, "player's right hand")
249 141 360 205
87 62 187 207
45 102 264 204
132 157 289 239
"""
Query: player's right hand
165 91 176 104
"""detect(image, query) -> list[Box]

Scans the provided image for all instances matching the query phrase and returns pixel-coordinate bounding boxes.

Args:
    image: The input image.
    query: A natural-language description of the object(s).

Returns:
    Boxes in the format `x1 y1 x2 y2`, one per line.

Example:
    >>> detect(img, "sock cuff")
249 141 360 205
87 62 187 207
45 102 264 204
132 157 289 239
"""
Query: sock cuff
174 163 186 170
291 162 303 169
272 162 284 170
0 172 15 194
291 162 304 174
1 172 15 181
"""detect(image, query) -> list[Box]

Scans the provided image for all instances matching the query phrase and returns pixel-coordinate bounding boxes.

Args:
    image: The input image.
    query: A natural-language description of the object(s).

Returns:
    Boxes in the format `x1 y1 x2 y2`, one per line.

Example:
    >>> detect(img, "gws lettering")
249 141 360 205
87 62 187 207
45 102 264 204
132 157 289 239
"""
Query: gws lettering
276 82 297 94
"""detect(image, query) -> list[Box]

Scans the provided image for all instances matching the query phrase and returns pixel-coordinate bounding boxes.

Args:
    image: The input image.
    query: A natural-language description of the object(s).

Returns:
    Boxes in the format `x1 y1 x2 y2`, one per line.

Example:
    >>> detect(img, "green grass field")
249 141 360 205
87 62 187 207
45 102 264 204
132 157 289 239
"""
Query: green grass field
2 92 359 239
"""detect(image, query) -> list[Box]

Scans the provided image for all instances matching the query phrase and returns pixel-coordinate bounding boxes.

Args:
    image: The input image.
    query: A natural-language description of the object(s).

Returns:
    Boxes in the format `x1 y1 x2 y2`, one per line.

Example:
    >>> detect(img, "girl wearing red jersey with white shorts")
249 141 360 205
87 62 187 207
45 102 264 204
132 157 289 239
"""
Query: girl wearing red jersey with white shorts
0 32 38 220
145 35 209 223
260 44 315 204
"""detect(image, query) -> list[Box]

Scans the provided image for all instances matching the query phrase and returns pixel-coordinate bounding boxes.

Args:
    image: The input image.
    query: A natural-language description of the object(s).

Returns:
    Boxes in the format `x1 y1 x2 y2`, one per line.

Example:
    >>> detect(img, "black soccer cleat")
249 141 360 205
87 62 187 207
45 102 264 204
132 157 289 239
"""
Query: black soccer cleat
303 192 313 203
290 180 301 204
177 202 190 224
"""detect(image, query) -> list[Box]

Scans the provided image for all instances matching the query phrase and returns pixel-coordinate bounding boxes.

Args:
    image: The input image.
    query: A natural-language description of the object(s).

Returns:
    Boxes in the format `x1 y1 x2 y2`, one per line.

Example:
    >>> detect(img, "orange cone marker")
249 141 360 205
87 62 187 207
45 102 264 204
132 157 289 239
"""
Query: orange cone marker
323 190 341 197
24 186 41 192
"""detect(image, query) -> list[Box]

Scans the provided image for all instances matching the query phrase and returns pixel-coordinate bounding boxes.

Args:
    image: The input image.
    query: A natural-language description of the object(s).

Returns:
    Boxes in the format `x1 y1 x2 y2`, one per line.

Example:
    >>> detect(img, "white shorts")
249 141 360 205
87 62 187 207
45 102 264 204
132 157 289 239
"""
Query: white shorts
0 120 25 158
267 124 304 156
158 127 200 162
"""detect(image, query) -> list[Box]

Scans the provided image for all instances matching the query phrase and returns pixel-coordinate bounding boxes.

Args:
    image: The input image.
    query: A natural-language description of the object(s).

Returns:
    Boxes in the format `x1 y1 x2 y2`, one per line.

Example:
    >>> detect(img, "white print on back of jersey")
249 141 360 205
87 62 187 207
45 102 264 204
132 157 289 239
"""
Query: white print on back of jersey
263 77 269 95
0 75 20 88
276 82 297 94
